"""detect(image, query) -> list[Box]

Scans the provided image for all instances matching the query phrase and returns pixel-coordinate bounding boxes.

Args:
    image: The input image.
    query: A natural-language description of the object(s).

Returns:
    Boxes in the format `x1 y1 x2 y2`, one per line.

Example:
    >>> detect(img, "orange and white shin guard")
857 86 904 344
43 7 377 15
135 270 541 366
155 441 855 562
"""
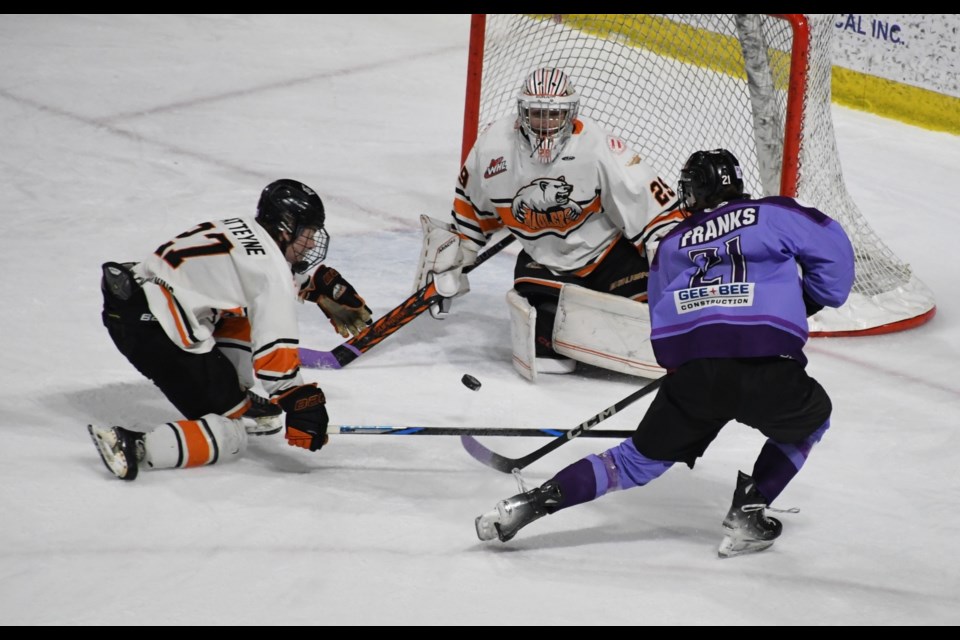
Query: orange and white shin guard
141 414 248 470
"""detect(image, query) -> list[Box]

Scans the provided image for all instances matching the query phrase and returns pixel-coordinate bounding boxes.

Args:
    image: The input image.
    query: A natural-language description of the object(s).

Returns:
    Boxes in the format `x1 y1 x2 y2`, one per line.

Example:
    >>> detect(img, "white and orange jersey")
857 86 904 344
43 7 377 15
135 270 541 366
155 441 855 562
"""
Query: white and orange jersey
640 207 688 265
131 216 304 399
453 115 679 273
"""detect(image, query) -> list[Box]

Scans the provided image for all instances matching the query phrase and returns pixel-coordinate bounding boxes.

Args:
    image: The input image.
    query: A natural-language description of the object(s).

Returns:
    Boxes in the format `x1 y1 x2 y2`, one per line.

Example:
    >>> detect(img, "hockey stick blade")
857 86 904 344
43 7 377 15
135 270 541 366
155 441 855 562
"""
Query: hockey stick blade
329 425 635 437
461 376 663 473
299 233 516 369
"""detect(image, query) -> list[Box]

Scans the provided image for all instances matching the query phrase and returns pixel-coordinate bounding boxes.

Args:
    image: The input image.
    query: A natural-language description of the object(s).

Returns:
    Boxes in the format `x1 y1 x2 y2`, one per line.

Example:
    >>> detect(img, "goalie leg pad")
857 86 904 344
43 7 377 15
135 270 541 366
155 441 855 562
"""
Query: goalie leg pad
507 289 576 381
553 284 666 378
507 289 537 382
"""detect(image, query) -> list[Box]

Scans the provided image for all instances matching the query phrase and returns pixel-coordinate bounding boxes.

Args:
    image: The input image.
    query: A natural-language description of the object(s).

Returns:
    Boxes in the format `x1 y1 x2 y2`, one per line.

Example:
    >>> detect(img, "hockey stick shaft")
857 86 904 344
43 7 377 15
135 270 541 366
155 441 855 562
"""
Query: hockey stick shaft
299 233 515 369
460 376 663 473
329 425 635 437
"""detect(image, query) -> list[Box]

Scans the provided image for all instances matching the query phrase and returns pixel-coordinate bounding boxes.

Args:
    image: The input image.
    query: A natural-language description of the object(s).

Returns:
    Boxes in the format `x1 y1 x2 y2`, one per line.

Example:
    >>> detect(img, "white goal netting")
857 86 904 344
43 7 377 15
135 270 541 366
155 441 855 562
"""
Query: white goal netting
463 14 935 335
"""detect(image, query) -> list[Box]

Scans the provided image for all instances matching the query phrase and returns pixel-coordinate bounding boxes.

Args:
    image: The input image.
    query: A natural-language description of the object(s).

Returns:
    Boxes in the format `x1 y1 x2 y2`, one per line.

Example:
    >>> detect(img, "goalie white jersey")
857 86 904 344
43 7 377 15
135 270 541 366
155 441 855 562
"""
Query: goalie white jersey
131 216 305 398
453 115 679 273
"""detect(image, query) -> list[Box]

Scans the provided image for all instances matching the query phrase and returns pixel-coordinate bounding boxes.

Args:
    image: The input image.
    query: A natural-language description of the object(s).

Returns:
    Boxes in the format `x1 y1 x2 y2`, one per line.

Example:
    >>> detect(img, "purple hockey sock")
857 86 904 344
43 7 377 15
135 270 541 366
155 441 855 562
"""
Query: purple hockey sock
753 420 829 503
549 439 673 512
549 459 597 511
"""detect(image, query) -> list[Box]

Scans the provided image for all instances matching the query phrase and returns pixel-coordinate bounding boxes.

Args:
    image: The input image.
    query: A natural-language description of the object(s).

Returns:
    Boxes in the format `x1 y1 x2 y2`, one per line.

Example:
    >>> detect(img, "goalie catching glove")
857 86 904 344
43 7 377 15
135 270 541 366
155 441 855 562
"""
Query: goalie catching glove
277 384 329 452
300 265 373 338
412 214 479 319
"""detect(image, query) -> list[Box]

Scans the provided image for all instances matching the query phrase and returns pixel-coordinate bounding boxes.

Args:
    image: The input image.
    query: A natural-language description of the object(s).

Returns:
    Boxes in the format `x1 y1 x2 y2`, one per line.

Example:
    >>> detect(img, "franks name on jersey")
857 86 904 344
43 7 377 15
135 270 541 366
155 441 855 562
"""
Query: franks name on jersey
679 207 758 248
223 217 266 256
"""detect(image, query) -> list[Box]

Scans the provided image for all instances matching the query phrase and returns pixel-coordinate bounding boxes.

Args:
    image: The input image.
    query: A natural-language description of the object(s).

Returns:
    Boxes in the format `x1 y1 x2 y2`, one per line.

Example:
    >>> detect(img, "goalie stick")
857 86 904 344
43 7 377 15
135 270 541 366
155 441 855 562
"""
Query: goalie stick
328 425 634 437
460 376 663 474
299 233 515 369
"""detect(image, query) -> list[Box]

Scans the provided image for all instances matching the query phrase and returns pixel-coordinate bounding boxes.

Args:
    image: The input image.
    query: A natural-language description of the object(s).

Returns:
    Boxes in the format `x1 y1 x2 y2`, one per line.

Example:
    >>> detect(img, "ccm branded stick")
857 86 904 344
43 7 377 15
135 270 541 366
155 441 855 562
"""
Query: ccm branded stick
299 233 515 369
460 376 663 473
328 425 635 438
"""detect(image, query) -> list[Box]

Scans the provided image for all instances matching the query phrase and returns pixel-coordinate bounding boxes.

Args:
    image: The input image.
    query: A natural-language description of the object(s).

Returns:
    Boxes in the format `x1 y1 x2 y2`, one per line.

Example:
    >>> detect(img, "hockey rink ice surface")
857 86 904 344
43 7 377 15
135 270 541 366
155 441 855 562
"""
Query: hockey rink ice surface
1 15 958 625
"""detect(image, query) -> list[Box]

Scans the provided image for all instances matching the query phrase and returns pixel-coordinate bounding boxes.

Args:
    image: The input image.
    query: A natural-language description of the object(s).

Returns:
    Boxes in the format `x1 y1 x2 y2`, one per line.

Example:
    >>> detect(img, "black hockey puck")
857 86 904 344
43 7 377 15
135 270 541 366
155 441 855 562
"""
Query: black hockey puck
461 374 482 391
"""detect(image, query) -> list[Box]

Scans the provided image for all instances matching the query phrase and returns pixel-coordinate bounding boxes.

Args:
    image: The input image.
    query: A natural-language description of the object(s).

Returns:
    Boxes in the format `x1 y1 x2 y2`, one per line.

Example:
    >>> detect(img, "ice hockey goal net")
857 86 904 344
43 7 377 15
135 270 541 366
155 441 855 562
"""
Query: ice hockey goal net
461 14 936 336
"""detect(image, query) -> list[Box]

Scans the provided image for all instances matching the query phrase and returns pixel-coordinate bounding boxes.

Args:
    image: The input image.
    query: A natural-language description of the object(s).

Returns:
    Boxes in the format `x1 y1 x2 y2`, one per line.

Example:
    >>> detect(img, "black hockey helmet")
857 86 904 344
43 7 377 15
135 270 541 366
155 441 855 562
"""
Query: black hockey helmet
677 149 746 213
256 179 329 272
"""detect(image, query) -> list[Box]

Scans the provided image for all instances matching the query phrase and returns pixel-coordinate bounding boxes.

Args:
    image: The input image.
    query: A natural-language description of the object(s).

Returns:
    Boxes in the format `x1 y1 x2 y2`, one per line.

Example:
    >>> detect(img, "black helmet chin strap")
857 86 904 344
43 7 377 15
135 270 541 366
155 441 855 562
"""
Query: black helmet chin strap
273 229 291 256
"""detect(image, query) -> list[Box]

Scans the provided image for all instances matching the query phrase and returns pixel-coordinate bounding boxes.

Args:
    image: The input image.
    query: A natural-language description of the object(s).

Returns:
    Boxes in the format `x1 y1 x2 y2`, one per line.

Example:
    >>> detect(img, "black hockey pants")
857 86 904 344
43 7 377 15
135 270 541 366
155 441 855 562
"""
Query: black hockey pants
100 262 247 420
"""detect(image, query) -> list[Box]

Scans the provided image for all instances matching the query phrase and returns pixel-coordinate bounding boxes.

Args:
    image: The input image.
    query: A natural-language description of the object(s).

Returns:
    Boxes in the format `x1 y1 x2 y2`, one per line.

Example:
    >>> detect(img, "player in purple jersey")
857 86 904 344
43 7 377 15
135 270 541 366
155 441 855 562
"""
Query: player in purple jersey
474 148 855 558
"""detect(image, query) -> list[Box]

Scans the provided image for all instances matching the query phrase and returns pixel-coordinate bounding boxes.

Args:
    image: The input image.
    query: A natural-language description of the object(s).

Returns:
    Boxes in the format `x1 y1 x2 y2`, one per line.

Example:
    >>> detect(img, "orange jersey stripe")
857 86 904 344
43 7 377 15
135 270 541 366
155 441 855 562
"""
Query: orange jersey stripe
646 208 687 228
452 198 476 220
254 345 300 377
454 198 502 234
160 287 193 348
215 316 252 342
495 194 602 236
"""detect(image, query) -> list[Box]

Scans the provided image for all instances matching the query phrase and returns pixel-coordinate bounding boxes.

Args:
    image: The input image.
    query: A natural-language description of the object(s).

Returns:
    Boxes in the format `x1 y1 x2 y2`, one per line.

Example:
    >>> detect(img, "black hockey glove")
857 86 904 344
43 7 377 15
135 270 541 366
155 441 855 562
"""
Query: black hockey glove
277 384 329 452
300 266 373 338
802 289 825 318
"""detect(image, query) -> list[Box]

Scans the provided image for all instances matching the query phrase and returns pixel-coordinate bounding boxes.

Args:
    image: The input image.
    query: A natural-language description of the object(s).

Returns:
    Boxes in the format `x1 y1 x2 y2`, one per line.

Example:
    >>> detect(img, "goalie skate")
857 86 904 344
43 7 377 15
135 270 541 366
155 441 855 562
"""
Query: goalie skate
88 424 145 481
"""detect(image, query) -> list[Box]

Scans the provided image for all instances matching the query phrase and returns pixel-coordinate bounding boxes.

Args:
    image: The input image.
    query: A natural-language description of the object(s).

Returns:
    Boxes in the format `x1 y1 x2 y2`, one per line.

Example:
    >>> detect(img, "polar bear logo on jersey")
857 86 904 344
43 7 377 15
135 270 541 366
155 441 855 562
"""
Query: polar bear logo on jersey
511 176 582 229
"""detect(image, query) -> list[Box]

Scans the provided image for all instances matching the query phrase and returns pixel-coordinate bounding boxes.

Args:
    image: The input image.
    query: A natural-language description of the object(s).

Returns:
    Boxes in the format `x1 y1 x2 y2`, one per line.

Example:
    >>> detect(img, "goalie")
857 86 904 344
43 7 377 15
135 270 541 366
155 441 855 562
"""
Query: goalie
413 67 682 381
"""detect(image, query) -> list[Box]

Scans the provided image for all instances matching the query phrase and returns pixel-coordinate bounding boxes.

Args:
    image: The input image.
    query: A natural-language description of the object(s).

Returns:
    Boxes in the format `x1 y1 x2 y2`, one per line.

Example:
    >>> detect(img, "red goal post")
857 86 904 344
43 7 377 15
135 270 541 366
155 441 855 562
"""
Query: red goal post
460 14 936 336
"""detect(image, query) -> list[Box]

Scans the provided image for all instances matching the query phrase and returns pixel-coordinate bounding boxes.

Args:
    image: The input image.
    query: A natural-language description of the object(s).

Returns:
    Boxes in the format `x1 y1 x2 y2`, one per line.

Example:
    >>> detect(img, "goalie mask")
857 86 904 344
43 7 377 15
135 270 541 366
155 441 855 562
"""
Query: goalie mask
677 149 747 213
517 67 580 164
256 178 330 273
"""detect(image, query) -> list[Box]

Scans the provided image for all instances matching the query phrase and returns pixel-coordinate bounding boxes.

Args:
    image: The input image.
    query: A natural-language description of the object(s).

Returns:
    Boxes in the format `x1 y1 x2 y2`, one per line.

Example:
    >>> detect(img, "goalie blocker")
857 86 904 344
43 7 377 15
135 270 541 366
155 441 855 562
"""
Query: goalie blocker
508 284 665 382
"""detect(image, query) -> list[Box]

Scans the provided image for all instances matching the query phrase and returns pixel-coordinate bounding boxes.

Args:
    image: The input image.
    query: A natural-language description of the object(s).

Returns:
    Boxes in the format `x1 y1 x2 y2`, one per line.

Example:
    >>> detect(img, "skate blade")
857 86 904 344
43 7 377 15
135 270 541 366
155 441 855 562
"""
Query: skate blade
475 511 500 542
242 416 283 436
718 534 774 558
87 424 132 480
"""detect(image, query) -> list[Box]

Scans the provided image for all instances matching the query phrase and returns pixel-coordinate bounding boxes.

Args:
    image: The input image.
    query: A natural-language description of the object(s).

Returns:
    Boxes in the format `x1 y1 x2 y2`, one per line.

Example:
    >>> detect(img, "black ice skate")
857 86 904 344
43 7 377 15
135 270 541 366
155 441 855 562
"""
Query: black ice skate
718 470 783 558
475 480 563 542
88 424 145 481
242 390 283 436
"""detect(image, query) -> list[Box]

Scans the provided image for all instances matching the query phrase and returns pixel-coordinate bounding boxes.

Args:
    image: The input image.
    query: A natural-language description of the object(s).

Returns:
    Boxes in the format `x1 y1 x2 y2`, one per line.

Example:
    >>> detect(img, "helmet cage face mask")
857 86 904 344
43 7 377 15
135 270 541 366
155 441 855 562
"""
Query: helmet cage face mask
518 95 579 164
517 68 579 164
289 225 329 274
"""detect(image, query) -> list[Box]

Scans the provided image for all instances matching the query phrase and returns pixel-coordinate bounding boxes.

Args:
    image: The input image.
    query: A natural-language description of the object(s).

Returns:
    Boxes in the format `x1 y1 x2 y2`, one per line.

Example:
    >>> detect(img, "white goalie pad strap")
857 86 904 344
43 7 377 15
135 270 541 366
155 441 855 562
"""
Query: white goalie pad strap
553 284 666 379
506 288 537 382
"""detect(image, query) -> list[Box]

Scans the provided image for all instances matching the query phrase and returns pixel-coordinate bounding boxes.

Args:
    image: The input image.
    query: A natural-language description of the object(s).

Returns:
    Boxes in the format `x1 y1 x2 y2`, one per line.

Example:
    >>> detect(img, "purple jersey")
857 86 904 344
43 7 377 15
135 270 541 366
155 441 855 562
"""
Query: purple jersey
648 196 854 369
